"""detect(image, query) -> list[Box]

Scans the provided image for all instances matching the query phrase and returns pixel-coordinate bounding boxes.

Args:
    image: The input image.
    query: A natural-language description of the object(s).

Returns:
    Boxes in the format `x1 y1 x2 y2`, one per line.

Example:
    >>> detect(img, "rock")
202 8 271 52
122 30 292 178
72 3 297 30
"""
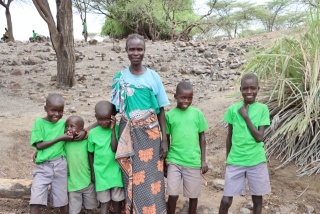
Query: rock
305 204 314 214
10 83 21 90
10 69 22 76
160 66 168 72
7 41 14 46
0 178 32 199
88 39 98 45
239 207 250 214
113 44 121 53
67 106 77 113
212 179 225 190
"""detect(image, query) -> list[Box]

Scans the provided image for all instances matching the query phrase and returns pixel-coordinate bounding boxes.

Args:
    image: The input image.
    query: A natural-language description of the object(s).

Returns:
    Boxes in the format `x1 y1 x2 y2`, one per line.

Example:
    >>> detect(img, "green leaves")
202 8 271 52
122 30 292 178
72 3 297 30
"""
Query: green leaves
243 8 320 176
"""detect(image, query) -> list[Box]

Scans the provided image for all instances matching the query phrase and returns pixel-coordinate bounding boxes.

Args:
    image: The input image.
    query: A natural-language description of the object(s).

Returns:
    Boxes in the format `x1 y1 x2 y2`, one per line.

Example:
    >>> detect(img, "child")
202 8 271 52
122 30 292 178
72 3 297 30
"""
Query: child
88 101 124 214
218 73 271 214
30 93 72 214
165 81 209 214
64 116 98 214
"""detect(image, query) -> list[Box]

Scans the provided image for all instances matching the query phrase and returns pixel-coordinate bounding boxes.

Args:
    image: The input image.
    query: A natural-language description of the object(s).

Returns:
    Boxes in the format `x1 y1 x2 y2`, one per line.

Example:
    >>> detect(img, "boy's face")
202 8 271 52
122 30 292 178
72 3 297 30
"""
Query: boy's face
95 111 112 129
240 78 259 104
175 89 193 110
44 101 64 123
65 119 82 138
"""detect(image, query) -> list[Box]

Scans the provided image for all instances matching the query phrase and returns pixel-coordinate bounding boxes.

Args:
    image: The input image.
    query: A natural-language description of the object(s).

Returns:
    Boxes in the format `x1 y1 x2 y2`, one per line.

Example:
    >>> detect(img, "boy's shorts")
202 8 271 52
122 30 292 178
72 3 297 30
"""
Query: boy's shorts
30 156 68 207
166 162 201 198
68 183 98 213
97 187 125 203
223 162 271 196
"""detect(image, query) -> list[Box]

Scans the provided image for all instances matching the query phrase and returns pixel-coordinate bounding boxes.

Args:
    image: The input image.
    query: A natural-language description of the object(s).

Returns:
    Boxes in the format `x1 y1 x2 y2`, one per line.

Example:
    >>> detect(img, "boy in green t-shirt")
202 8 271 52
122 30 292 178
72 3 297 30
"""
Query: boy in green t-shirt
30 93 73 214
165 81 209 214
88 101 124 214
218 73 271 214
64 116 98 214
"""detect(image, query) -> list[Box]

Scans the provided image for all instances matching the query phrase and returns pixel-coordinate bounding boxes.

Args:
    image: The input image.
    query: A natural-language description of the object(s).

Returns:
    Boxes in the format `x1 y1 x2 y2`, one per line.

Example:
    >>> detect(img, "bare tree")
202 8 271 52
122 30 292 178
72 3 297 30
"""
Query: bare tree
0 0 15 42
32 0 75 88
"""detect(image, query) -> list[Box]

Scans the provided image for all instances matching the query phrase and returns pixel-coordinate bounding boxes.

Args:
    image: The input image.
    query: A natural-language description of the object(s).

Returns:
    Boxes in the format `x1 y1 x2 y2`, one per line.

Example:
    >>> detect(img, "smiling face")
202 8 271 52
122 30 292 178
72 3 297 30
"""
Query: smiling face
44 100 64 123
65 116 84 137
240 77 259 104
126 38 145 66
175 89 193 110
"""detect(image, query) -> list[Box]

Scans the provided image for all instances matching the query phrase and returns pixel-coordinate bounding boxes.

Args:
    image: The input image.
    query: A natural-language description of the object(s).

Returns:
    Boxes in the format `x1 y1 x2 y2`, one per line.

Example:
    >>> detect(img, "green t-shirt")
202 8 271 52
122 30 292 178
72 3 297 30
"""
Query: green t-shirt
87 125 123 192
65 139 91 192
33 32 37 39
224 101 270 166
165 106 209 168
30 118 66 163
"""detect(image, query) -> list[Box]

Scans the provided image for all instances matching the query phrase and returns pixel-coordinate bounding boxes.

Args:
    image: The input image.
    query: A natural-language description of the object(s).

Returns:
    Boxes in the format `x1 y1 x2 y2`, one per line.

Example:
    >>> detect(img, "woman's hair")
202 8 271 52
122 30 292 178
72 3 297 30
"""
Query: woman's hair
126 33 145 50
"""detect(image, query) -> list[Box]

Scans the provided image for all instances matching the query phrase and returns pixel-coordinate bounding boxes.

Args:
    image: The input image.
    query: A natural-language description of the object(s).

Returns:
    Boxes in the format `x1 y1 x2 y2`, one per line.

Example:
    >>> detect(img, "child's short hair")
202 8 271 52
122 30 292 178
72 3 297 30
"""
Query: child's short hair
176 81 193 94
240 73 259 85
66 115 84 129
45 93 64 106
95 100 112 114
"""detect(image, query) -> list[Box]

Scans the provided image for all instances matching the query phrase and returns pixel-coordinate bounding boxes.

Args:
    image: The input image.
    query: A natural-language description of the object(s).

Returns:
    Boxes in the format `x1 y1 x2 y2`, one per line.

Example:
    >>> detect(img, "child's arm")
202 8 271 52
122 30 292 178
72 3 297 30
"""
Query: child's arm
238 104 266 142
164 134 171 178
157 107 168 160
34 133 73 150
226 124 233 160
110 115 118 152
88 152 95 183
199 132 208 174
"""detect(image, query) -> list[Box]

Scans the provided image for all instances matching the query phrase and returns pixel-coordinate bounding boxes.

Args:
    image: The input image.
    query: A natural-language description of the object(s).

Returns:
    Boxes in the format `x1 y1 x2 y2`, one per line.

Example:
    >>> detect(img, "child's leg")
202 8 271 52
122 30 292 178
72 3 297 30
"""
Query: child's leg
218 196 233 214
188 198 198 214
167 195 179 214
252 195 262 214
112 200 122 214
100 201 109 214
110 187 125 214
59 205 68 214
30 204 40 214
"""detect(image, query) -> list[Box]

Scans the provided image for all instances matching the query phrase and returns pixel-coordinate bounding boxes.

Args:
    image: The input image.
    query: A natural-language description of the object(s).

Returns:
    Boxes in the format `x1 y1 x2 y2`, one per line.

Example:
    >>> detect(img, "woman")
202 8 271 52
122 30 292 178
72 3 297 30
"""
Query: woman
111 34 169 214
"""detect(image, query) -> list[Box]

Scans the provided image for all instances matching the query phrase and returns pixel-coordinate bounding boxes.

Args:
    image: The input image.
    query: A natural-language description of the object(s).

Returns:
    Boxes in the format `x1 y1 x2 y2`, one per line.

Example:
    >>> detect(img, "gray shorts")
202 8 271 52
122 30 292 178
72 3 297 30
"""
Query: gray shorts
223 163 271 196
97 187 125 203
30 156 68 207
68 183 98 213
166 163 202 198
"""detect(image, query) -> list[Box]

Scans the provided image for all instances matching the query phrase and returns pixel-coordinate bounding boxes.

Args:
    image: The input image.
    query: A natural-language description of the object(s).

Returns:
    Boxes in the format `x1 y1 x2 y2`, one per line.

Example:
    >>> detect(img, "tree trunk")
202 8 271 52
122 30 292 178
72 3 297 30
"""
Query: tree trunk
5 7 14 42
52 0 75 88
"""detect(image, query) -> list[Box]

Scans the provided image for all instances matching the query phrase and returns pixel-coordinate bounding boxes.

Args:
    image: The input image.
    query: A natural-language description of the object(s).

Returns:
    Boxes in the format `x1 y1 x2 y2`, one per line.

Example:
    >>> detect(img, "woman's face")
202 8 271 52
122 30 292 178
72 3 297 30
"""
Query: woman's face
126 38 145 66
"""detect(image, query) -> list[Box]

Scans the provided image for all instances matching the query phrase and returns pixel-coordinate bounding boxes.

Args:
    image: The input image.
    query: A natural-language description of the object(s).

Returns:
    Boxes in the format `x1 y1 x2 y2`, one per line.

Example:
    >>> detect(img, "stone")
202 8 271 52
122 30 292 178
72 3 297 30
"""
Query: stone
0 178 32 199
239 207 250 214
88 39 98 45
305 204 314 214
10 69 22 76
212 179 225 190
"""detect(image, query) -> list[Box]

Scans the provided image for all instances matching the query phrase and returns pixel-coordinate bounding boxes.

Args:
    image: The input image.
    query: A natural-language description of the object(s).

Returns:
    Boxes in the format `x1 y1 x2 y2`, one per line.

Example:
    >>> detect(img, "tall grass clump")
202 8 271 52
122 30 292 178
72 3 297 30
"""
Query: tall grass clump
243 9 320 176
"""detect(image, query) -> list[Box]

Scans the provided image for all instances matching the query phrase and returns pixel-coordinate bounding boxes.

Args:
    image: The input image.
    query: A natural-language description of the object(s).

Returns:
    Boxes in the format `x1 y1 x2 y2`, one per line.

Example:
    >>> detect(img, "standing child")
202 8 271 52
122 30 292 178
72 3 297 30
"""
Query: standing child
88 101 124 214
30 93 73 214
218 73 271 214
64 116 98 214
165 81 209 214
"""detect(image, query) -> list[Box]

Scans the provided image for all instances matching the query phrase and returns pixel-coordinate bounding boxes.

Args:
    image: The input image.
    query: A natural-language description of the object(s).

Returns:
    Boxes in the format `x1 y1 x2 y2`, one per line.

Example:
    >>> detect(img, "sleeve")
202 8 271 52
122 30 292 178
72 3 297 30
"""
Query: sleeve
259 104 270 127
87 132 94 153
154 72 170 108
165 112 171 134
111 71 122 108
30 118 43 147
223 106 233 125
115 125 120 140
198 110 209 133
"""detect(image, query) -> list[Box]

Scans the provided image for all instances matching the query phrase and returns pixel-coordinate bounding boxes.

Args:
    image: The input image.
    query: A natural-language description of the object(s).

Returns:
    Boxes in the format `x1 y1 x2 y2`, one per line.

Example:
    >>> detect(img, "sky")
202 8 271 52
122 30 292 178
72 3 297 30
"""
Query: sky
0 0 266 41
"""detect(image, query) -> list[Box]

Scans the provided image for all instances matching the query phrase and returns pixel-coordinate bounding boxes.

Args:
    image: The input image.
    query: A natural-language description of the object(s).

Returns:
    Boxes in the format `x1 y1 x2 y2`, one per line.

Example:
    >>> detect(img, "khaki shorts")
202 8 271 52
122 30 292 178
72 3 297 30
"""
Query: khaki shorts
166 163 202 198
68 183 98 213
30 156 68 207
223 163 271 196
97 187 125 203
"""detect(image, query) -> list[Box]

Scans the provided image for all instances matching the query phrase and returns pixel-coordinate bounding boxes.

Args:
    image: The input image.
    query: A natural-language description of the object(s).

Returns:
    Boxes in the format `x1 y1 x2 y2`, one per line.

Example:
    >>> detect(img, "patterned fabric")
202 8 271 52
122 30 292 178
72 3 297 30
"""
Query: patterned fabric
111 70 167 214
117 114 166 214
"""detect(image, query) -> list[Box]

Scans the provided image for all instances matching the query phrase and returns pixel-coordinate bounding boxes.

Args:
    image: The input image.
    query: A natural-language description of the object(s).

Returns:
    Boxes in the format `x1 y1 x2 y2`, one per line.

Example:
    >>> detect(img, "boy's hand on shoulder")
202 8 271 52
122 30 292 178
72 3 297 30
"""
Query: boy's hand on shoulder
238 104 249 119
201 161 208 174
110 115 117 129
74 130 87 141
